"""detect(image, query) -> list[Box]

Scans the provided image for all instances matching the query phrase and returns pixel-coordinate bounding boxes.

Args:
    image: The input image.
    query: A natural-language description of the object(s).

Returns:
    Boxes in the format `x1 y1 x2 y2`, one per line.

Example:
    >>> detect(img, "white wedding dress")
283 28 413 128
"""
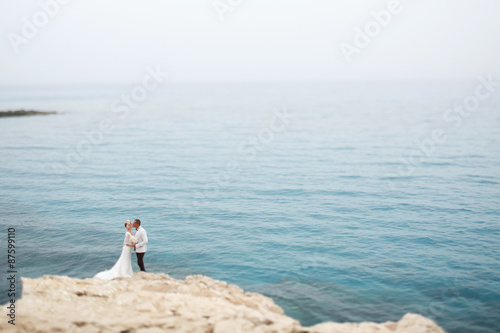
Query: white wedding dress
94 231 137 280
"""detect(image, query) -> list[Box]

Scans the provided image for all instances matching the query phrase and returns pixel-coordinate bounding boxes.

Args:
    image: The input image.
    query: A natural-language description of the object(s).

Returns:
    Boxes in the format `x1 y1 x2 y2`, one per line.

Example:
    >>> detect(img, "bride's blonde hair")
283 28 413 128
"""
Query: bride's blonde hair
124 220 132 228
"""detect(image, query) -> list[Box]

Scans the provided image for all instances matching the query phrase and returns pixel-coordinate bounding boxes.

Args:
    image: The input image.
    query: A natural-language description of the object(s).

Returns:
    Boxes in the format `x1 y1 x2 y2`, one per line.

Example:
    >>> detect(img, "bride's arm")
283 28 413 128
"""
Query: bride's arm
124 232 132 247
124 232 135 247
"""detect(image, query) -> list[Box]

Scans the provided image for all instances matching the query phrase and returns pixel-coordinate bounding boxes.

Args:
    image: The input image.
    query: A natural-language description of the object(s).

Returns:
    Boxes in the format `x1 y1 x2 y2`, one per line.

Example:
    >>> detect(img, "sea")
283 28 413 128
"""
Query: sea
0 81 499 332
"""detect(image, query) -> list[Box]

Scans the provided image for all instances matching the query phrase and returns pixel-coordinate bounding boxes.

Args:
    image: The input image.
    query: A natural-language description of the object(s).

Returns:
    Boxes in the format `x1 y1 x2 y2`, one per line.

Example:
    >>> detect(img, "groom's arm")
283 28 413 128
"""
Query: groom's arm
136 230 148 248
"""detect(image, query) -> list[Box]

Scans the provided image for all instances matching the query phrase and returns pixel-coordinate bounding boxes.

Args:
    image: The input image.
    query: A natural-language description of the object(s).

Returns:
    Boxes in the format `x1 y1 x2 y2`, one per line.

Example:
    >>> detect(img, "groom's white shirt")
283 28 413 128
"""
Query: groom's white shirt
135 227 148 253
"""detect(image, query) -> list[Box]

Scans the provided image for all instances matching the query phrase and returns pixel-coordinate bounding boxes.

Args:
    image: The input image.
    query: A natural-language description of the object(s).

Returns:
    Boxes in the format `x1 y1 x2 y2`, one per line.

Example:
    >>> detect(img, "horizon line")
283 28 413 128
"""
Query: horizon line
0 77 492 89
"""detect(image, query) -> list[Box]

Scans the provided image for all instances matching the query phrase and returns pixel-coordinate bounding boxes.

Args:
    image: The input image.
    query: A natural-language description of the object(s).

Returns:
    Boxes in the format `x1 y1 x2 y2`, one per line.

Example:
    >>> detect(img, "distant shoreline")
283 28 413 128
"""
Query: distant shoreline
0 110 58 118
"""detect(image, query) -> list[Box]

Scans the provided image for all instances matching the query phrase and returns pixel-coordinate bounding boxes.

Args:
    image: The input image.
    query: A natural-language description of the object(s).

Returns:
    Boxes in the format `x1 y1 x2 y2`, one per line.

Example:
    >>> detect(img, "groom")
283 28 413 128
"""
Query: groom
133 219 148 272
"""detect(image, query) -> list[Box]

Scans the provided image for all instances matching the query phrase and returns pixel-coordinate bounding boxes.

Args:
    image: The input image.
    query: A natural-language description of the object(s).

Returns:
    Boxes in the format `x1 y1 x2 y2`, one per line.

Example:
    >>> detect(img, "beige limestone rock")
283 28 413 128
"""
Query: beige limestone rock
0 273 445 333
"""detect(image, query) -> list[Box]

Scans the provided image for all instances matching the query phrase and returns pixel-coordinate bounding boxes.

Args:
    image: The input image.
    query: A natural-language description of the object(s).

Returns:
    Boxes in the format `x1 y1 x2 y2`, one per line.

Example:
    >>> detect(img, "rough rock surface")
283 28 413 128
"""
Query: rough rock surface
1 273 445 332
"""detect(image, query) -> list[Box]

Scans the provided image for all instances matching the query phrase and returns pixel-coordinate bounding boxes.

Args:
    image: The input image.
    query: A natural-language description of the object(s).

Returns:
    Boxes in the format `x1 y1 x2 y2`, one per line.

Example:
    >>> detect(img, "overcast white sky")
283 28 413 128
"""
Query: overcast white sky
1 0 499 85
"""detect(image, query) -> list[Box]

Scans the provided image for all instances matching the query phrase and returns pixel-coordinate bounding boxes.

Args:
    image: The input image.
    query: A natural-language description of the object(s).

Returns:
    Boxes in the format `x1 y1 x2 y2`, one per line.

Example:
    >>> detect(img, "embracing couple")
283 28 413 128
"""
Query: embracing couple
94 219 148 280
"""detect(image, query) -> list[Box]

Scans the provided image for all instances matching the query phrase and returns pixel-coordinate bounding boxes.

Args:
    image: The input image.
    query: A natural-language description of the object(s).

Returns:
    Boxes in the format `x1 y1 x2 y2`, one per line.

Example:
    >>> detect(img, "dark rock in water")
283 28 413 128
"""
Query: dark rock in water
0 110 58 117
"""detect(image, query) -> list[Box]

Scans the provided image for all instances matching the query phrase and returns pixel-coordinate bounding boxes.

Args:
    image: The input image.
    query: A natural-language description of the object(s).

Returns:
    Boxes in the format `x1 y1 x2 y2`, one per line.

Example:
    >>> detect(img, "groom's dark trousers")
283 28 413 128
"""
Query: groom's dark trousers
136 252 146 272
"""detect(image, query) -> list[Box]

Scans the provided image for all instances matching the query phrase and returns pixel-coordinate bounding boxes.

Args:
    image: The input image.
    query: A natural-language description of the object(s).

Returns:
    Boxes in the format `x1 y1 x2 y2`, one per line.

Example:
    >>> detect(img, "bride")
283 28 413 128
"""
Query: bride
94 220 138 280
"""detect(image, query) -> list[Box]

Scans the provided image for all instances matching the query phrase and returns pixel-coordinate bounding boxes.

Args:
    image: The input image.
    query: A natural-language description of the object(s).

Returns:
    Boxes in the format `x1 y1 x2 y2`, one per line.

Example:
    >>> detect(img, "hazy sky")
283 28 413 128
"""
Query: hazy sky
1 0 499 85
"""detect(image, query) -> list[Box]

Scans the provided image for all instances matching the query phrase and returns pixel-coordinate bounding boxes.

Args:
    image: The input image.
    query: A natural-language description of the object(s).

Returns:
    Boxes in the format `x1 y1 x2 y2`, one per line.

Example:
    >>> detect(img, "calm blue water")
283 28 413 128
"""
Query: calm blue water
1 82 499 332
